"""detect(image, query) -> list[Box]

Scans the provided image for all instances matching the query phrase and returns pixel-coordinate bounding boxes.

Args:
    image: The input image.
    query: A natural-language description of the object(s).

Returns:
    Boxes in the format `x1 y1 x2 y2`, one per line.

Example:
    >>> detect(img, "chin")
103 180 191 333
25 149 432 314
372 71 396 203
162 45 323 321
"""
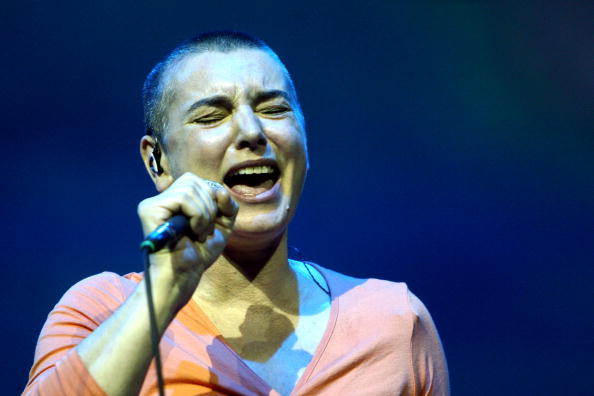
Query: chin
229 210 290 242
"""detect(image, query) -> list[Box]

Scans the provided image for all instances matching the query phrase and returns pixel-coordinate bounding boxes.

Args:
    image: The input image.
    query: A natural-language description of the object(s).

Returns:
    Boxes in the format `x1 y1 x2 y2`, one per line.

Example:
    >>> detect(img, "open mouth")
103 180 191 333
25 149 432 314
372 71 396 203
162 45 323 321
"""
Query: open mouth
223 161 281 197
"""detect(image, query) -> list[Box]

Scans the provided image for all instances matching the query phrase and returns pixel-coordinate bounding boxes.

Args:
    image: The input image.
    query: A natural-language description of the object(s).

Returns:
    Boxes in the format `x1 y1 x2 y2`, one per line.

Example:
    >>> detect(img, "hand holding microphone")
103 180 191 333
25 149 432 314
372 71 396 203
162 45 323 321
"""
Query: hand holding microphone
137 173 238 395
140 179 233 252
137 172 238 305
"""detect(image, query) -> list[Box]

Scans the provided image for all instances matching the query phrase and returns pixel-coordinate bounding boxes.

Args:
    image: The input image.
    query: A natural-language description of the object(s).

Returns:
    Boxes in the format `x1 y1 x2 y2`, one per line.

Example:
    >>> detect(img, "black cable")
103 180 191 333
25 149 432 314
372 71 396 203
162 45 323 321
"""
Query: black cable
288 246 330 296
141 247 166 396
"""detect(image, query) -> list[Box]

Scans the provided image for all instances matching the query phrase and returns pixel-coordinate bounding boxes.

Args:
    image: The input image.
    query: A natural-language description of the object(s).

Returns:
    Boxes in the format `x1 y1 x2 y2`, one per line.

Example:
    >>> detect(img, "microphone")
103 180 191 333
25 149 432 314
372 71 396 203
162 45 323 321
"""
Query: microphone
140 215 190 253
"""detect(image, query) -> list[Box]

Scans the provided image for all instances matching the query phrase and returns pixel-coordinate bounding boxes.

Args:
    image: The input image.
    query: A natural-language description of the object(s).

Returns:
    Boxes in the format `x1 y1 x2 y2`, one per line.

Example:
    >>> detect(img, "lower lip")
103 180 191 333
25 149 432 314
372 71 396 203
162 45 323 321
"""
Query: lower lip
227 179 281 204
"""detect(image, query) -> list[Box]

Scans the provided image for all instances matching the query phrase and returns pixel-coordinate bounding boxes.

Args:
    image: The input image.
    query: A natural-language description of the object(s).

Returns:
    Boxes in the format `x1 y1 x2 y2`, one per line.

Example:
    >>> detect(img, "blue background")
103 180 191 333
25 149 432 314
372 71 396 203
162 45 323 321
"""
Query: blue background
4 1 593 395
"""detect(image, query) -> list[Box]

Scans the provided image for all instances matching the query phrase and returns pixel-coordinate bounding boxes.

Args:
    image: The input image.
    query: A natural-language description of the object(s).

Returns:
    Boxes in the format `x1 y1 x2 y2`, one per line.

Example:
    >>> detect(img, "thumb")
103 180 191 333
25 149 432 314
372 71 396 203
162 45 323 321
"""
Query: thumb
215 188 239 218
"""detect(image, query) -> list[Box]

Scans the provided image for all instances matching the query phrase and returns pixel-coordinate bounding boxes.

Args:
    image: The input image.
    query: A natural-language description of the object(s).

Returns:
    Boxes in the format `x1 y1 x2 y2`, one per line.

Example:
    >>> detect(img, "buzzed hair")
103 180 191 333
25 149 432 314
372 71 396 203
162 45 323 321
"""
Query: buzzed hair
142 30 301 147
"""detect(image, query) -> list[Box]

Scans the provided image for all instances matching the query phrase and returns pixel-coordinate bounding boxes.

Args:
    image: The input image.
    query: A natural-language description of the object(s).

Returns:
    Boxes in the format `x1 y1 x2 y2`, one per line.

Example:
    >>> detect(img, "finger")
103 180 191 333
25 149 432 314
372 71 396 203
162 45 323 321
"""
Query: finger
178 172 217 200
159 184 214 236
138 190 201 226
214 210 235 230
140 173 222 239
205 228 227 255
215 188 239 218
172 174 218 234
192 180 218 219
203 179 224 194
188 200 214 236
196 230 208 243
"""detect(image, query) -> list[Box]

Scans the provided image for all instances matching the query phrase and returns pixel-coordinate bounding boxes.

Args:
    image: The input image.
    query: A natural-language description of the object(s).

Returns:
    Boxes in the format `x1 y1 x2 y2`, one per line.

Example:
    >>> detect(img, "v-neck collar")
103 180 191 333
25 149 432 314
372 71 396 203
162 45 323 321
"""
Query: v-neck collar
289 263 338 394
175 263 340 395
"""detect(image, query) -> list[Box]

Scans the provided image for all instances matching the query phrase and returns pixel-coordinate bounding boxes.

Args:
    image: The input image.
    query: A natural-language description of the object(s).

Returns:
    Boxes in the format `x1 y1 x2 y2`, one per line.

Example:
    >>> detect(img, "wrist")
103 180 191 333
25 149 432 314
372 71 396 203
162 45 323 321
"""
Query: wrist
146 255 201 322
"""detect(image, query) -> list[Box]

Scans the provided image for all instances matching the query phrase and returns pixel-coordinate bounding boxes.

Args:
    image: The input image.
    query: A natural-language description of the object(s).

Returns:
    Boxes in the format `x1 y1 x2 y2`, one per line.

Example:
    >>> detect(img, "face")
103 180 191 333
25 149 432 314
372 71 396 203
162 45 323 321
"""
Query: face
156 49 308 242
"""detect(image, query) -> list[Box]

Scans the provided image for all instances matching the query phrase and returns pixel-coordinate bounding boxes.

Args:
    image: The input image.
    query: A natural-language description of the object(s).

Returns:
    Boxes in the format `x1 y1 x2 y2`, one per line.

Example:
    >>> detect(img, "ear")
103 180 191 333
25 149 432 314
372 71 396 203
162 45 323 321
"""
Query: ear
140 135 174 192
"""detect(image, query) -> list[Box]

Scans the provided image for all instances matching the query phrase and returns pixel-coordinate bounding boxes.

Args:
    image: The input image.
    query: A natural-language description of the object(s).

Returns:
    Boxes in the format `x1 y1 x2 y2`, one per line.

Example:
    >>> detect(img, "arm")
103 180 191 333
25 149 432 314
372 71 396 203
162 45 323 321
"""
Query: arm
75 269 185 395
23 270 197 396
408 291 450 396
23 273 123 396
23 173 237 396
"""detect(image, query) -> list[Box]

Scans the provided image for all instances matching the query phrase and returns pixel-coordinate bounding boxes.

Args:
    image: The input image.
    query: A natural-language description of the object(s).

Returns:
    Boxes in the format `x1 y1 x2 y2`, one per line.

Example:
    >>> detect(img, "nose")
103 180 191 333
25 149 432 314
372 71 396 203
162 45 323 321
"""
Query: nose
233 105 267 152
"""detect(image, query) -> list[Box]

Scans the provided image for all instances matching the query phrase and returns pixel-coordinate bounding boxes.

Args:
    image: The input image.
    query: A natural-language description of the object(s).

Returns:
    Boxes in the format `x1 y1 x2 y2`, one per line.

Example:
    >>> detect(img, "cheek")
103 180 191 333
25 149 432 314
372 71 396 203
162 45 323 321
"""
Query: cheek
193 132 232 172
267 126 307 188
264 119 307 154
267 126 308 185
169 128 233 176
194 128 234 154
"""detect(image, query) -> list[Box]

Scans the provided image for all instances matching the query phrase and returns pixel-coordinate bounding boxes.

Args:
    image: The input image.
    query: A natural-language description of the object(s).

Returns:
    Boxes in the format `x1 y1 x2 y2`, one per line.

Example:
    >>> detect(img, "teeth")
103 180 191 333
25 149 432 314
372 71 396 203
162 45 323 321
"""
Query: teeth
235 165 274 176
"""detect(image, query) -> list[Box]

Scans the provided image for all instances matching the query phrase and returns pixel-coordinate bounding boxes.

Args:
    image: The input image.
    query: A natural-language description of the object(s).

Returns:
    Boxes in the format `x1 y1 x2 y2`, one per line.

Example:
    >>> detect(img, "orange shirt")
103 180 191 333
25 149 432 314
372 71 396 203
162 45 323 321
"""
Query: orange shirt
23 265 449 395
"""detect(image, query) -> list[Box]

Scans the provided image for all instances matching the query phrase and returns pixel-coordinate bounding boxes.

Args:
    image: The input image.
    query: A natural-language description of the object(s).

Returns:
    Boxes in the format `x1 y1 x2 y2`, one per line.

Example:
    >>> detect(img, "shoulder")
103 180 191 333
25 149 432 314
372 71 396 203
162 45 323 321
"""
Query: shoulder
55 271 142 321
62 271 140 299
311 264 450 393
313 263 413 315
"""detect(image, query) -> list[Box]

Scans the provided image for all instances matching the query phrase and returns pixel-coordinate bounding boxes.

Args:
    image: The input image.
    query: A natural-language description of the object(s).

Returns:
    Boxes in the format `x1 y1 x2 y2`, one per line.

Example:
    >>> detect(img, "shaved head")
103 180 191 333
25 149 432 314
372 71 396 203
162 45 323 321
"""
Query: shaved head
142 31 303 148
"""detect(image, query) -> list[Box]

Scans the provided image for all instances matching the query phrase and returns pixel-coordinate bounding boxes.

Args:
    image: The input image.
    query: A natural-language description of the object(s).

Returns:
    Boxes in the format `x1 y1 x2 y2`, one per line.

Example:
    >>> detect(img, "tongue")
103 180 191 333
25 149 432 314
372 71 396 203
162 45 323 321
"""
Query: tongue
230 179 275 196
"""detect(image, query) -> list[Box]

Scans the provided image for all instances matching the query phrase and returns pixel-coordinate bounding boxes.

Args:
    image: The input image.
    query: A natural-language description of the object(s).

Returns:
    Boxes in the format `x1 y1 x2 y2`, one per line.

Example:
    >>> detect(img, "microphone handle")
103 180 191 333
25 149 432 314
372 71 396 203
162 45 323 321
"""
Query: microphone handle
140 215 190 253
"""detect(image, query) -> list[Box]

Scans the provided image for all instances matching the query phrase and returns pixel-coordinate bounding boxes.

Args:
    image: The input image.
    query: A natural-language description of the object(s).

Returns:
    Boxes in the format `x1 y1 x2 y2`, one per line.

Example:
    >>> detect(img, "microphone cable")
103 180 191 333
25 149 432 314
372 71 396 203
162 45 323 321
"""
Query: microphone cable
141 246 166 396
139 215 189 396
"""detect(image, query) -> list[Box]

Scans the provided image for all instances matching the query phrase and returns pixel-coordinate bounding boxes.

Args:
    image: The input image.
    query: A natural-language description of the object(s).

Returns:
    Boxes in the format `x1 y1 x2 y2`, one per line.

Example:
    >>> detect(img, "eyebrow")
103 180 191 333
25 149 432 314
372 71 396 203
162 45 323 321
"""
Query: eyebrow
252 90 291 105
185 95 233 115
185 90 291 115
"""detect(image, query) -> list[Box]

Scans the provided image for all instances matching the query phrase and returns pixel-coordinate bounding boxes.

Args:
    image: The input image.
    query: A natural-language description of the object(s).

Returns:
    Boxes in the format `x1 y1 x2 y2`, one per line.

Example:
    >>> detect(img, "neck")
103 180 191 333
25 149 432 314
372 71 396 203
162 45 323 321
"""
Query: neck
192 232 299 314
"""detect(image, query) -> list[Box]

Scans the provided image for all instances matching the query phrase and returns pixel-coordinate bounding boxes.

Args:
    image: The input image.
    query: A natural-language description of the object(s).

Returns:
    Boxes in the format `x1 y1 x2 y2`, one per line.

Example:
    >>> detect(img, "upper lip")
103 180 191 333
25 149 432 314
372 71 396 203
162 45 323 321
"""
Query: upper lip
223 158 280 180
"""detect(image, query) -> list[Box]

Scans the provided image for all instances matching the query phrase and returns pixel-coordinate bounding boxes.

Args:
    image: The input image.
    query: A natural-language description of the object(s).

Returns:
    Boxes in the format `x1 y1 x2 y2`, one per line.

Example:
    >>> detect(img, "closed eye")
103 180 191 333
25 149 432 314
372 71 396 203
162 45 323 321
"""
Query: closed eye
191 113 228 125
259 106 291 116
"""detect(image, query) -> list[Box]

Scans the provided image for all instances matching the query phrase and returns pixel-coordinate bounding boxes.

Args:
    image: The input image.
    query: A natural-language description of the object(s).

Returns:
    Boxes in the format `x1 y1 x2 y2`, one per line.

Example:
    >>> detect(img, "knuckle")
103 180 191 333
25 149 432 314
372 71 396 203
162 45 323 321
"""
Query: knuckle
186 172 201 183
180 190 194 202
137 198 153 216
190 217 202 230
207 199 217 214
203 210 214 224
176 172 196 185
196 213 208 226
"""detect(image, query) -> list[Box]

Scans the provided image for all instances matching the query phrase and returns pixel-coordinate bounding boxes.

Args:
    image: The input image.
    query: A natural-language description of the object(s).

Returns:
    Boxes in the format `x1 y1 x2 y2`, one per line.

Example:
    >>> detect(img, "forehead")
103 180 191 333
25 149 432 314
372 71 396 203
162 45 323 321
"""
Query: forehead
167 49 289 101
